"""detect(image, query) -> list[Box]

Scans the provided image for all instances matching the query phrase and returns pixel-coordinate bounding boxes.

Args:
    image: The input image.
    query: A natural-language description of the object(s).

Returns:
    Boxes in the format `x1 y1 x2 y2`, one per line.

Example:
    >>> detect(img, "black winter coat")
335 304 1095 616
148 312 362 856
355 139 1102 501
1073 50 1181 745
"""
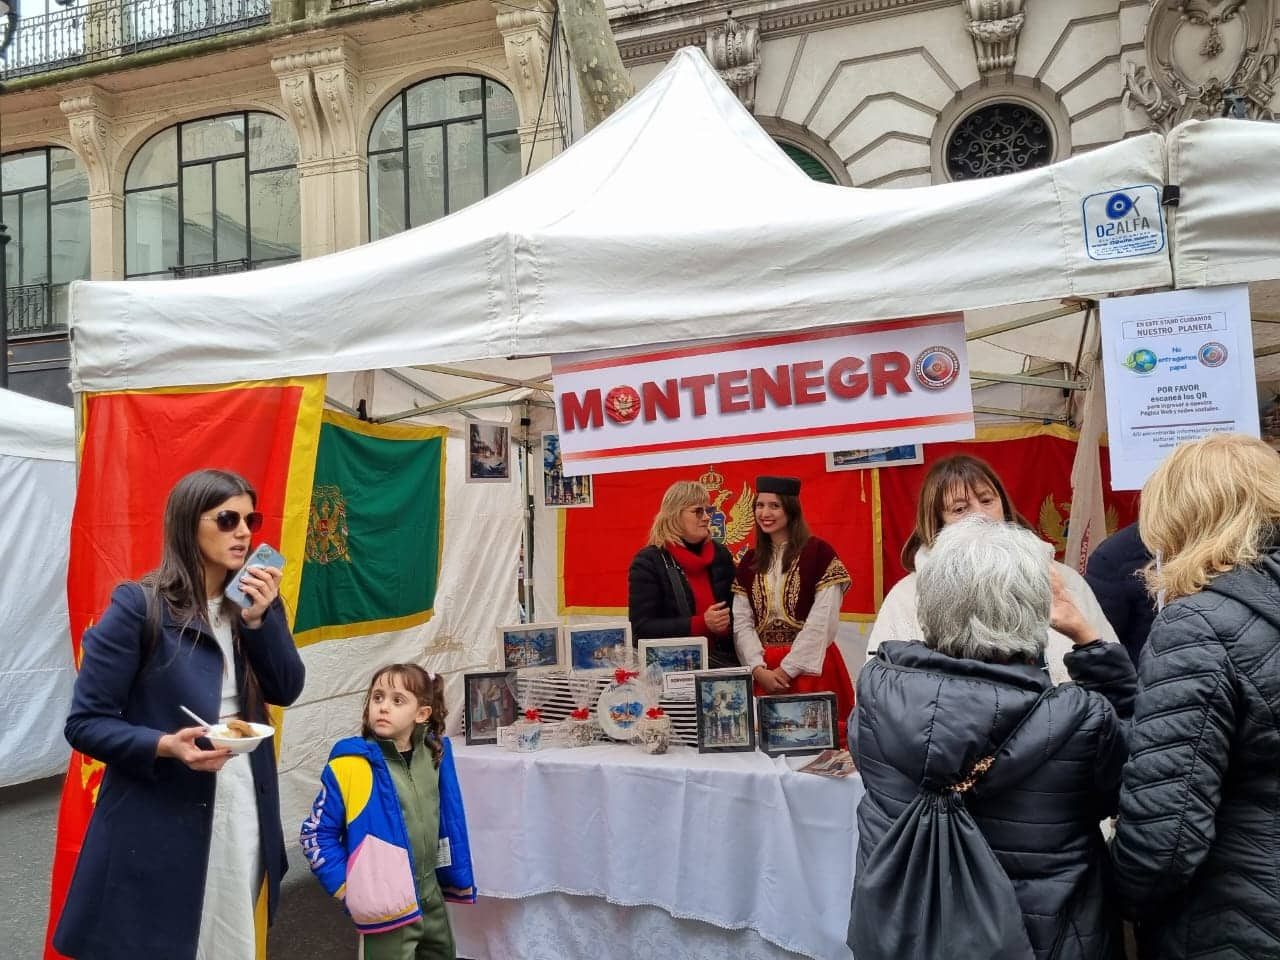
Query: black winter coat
627 542 738 667
1112 548 1280 960
1084 523 1155 668
851 640 1136 960
54 582 305 960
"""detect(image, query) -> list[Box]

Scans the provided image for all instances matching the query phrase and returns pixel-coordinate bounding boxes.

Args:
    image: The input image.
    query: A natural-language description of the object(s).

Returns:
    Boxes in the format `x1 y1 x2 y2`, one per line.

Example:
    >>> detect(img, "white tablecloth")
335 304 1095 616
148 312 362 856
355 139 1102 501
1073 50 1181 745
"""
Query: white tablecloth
446 742 862 960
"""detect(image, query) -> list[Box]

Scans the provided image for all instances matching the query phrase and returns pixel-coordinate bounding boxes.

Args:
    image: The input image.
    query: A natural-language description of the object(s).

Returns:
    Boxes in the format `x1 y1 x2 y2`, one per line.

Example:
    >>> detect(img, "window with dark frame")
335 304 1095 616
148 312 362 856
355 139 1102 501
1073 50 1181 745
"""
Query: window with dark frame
123 111 300 279
945 101 1054 182
0 145 89 336
367 74 521 241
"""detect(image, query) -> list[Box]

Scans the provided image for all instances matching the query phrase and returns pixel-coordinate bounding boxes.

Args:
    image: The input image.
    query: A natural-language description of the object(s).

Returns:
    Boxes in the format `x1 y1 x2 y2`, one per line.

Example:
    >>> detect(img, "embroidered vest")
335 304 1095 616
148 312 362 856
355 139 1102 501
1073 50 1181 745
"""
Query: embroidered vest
733 537 849 646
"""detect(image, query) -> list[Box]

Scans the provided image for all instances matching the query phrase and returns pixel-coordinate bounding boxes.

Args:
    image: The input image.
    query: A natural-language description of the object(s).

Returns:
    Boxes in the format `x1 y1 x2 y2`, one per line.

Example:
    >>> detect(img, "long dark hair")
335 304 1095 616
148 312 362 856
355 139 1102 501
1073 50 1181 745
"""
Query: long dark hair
139 468 257 638
361 663 448 768
750 492 811 574
900 455 1032 572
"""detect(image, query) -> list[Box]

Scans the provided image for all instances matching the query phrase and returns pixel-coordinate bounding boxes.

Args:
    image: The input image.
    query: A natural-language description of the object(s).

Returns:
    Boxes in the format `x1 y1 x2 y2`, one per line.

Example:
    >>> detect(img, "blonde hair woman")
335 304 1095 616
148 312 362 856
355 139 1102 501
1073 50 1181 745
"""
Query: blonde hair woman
627 481 738 668
1112 434 1280 960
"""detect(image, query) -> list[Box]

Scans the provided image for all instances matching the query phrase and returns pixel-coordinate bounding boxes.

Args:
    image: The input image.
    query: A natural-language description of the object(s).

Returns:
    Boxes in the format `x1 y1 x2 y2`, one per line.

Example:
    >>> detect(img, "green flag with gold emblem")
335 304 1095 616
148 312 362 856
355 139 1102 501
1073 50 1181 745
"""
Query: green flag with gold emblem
293 410 447 646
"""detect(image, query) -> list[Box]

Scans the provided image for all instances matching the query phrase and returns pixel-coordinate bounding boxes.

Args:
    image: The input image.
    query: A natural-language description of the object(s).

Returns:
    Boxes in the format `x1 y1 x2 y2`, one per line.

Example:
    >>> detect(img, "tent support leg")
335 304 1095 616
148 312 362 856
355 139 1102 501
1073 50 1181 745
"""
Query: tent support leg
521 402 536 623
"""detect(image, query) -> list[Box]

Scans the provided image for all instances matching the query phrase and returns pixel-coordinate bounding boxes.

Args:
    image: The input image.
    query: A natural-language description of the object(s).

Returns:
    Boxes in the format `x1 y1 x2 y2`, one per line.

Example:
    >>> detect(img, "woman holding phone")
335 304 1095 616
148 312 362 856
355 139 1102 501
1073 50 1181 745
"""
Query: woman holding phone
54 469 305 960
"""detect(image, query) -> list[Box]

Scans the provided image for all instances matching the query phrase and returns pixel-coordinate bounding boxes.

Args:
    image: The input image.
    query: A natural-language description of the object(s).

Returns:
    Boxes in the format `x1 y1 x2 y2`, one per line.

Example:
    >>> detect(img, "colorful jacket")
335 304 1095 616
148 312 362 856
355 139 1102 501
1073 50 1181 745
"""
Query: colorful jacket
300 733 476 934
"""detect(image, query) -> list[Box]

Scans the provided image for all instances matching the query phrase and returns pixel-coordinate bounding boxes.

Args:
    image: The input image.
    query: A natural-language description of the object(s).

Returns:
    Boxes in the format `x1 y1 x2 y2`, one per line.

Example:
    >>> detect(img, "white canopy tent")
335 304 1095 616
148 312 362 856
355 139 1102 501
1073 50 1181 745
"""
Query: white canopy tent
68 48 1173 395
0 388 76 786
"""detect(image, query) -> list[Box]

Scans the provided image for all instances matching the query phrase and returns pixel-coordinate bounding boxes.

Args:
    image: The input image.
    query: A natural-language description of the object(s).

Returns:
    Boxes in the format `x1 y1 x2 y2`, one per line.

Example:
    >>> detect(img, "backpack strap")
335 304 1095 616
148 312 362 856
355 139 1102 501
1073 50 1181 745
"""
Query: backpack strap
948 685 1056 795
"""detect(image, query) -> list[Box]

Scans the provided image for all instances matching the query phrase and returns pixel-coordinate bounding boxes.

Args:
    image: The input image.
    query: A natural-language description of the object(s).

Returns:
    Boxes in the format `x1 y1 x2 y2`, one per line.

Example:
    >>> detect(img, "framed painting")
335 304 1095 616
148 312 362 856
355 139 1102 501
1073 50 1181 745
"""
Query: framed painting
497 621 564 674
565 622 633 673
694 669 756 753
756 693 837 757
463 671 518 745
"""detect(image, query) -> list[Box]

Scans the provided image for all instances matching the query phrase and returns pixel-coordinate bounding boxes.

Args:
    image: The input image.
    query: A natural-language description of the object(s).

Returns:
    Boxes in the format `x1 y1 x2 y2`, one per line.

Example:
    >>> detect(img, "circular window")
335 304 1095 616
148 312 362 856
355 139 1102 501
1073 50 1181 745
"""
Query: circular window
945 102 1053 181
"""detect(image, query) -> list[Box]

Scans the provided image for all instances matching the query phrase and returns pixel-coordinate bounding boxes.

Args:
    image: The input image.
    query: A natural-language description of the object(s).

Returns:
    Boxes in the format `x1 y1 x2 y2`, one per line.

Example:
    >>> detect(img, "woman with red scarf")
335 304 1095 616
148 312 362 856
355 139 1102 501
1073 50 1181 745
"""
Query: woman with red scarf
628 481 739 668
733 476 855 742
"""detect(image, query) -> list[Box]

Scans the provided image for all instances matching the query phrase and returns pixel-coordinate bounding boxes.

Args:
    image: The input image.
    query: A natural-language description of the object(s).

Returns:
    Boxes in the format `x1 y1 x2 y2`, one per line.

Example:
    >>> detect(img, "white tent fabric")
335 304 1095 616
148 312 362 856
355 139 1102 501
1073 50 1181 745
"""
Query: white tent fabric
1167 118 1280 289
0 389 75 786
68 48 1172 394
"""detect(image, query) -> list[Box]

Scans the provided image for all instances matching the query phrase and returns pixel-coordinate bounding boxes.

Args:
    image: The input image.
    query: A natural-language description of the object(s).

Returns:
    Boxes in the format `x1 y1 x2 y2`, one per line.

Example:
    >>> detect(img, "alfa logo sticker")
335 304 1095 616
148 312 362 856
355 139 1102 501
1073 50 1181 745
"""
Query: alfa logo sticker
1082 184 1165 261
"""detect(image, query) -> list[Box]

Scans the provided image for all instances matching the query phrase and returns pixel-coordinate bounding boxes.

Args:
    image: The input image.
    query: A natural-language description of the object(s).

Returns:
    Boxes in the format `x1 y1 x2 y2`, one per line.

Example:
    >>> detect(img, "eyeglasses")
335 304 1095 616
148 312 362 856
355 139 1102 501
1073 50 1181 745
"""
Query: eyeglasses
687 506 709 517
201 509 263 533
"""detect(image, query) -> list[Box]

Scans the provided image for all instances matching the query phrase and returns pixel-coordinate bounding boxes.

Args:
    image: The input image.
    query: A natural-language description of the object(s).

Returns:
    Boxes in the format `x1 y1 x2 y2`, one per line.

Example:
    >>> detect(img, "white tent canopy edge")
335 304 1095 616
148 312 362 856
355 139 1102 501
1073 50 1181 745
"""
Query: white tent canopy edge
66 48 1172 395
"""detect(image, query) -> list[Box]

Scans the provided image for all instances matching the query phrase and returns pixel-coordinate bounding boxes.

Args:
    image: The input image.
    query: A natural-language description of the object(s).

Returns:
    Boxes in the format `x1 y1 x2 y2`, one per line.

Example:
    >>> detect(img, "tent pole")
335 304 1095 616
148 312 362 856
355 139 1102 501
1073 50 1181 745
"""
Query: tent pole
964 303 1084 341
375 384 516 422
412 364 553 392
521 401 536 623
969 371 1089 391
973 405 1069 422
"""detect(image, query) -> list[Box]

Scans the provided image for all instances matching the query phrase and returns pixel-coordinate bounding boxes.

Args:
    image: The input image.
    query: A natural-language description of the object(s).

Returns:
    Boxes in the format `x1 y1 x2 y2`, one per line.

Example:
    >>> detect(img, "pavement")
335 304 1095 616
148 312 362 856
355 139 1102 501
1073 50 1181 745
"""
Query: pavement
0 775 358 959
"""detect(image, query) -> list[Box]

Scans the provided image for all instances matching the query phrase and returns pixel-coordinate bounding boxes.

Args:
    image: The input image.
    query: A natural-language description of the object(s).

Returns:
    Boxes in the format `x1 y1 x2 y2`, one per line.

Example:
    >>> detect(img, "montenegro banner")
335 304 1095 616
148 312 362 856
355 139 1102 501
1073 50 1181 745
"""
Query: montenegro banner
877 424 1140 593
292 411 447 646
560 424 1139 620
45 377 324 960
560 453 882 618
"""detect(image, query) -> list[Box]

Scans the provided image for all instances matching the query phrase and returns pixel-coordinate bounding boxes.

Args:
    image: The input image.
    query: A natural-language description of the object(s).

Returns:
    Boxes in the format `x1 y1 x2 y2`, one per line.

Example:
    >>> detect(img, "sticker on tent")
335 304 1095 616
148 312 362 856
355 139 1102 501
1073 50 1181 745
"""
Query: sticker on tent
1081 185 1164 261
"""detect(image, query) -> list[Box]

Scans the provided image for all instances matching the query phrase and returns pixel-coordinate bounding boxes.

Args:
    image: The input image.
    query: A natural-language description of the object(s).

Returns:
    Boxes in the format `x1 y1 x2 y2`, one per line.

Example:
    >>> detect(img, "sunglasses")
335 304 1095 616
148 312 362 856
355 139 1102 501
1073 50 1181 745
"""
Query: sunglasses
687 506 710 517
201 509 264 533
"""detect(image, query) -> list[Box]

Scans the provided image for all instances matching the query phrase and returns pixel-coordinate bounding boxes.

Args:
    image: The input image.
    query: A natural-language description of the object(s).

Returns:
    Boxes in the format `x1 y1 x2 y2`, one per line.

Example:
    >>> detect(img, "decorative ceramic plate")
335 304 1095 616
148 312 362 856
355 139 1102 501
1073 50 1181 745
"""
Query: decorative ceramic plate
596 680 645 741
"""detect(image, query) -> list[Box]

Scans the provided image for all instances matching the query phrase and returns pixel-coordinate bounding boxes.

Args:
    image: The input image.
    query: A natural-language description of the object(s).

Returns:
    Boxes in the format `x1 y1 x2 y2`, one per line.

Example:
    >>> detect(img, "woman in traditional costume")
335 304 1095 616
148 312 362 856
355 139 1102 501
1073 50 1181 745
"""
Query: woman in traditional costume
732 476 855 742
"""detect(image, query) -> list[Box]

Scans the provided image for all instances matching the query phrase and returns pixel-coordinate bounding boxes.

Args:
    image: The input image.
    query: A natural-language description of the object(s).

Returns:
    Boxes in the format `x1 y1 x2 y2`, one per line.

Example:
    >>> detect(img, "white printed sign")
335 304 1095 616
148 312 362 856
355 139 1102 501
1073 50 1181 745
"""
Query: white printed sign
1100 285 1258 490
552 316 975 475
1082 185 1165 261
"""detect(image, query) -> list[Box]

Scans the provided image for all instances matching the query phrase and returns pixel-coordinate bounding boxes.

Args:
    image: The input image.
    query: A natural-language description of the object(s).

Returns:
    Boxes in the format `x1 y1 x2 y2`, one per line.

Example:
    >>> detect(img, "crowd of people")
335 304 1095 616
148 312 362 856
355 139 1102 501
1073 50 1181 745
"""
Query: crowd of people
50 431 1280 960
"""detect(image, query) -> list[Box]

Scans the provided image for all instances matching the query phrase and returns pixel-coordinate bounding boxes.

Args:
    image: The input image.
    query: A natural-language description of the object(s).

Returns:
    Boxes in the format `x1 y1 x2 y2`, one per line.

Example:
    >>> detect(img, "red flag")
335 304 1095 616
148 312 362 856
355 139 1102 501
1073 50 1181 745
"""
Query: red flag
561 453 880 618
877 425 1139 594
45 379 323 959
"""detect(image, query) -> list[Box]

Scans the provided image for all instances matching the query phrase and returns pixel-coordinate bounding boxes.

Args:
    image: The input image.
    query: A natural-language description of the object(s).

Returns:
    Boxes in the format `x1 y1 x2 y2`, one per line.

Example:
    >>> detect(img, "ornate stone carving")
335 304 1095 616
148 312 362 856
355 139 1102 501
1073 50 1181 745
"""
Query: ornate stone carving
1124 0 1277 130
705 14 761 110
314 63 362 158
491 0 555 130
59 89 118 196
271 54 325 162
961 0 1026 75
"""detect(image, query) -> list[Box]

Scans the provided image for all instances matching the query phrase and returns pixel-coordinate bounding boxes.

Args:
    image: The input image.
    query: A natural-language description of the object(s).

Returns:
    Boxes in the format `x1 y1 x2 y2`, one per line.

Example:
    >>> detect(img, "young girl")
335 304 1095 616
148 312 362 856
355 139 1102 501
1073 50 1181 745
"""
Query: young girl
301 664 475 959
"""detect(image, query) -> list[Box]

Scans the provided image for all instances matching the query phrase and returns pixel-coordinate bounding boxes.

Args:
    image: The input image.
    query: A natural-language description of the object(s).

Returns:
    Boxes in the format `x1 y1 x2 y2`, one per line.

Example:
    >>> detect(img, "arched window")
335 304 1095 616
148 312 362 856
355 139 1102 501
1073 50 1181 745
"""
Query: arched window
945 102 1054 181
367 74 520 240
124 111 300 279
776 141 837 184
1 146 90 335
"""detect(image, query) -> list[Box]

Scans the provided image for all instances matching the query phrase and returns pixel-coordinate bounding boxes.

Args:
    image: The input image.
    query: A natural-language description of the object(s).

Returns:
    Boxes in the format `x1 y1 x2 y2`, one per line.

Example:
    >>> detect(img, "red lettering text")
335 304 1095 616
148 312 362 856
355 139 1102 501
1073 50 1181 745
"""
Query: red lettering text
717 370 750 414
561 389 603 431
827 356 868 400
792 361 825 404
680 374 716 417
642 379 680 421
749 366 793 409
871 352 911 396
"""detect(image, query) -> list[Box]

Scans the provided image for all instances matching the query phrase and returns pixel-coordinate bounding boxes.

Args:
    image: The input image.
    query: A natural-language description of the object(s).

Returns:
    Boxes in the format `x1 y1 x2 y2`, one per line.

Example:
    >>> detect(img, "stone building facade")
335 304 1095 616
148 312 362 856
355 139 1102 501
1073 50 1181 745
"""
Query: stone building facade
2 0 1276 402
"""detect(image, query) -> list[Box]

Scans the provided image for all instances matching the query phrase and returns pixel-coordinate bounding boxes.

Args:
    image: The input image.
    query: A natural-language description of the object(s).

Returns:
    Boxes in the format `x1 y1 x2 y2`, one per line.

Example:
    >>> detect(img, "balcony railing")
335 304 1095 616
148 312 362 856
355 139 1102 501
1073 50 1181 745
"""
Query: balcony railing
4 0 271 79
168 258 251 278
6 282 64 337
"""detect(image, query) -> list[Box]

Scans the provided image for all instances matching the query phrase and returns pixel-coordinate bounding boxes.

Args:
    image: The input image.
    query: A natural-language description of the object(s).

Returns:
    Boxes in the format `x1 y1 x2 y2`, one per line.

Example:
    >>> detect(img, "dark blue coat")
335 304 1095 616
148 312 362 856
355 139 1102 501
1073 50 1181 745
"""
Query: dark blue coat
1083 523 1155 667
53 582 305 960
851 640 1135 959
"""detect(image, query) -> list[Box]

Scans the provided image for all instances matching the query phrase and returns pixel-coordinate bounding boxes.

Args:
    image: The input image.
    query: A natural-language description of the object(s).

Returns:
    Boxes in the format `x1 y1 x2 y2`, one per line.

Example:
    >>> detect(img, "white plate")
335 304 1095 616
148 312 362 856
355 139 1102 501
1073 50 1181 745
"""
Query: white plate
206 721 274 754
596 681 645 741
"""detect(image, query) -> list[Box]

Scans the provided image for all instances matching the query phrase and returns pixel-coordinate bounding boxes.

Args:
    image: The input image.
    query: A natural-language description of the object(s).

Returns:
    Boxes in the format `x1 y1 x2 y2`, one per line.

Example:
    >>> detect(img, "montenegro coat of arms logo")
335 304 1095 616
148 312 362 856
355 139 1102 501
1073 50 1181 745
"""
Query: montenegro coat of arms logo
699 466 756 559
306 484 352 564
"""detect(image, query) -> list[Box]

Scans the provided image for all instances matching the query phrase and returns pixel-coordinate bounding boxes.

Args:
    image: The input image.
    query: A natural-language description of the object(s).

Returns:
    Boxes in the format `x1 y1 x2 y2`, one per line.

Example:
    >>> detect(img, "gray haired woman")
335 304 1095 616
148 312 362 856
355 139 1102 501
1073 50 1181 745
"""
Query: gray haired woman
850 518 1135 959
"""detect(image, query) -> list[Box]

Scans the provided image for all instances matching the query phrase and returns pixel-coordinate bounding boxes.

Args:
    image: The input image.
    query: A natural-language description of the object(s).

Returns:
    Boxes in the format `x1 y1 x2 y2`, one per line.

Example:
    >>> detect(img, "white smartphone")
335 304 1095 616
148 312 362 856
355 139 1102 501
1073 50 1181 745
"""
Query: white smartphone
224 543 286 609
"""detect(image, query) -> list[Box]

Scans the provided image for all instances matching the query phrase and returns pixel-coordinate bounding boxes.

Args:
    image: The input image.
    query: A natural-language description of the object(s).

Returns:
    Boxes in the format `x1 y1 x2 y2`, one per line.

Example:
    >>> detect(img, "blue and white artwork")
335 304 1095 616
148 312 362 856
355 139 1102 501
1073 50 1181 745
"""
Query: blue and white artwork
759 695 836 756
568 623 632 672
500 622 562 672
699 677 752 748
642 640 706 674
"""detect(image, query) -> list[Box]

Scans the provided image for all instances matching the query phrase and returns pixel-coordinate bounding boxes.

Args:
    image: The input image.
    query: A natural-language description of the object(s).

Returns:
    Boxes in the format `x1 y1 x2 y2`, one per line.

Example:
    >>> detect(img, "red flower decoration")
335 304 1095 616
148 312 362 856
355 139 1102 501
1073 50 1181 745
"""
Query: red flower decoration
569 707 590 720
645 707 665 719
613 668 639 685
524 709 542 723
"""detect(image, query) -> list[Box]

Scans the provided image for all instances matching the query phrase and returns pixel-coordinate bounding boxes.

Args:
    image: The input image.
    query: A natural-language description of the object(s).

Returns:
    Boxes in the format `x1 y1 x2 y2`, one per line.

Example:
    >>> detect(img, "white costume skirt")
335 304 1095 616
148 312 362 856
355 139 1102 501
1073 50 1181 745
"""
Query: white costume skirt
195 752 262 960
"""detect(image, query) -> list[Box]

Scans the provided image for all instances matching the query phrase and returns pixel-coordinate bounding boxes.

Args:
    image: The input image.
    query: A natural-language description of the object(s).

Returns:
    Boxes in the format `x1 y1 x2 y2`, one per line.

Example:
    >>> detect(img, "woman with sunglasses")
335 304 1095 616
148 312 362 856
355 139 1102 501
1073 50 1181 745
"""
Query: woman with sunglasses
628 480 739 668
54 469 305 960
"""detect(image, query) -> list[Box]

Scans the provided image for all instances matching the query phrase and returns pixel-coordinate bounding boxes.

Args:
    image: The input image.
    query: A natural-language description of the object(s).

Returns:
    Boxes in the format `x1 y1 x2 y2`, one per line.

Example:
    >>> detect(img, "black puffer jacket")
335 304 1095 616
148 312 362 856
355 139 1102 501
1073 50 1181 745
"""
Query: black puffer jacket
1112 548 1280 960
852 640 1136 959
627 542 737 667
1084 523 1156 668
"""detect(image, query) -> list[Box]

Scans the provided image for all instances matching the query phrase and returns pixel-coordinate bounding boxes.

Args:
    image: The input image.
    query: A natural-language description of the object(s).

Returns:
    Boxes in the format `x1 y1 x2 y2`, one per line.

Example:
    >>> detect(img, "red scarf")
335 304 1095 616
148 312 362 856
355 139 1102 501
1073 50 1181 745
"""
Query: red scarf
667 539 722 638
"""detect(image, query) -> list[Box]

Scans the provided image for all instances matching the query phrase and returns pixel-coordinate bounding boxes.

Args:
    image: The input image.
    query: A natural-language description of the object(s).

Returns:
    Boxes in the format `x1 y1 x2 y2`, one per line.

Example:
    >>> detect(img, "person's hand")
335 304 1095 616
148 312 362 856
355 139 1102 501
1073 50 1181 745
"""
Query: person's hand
753 665 791 693
703 601 730 635
157 726 233 772
239 565 282 628
1049 569 1096 646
